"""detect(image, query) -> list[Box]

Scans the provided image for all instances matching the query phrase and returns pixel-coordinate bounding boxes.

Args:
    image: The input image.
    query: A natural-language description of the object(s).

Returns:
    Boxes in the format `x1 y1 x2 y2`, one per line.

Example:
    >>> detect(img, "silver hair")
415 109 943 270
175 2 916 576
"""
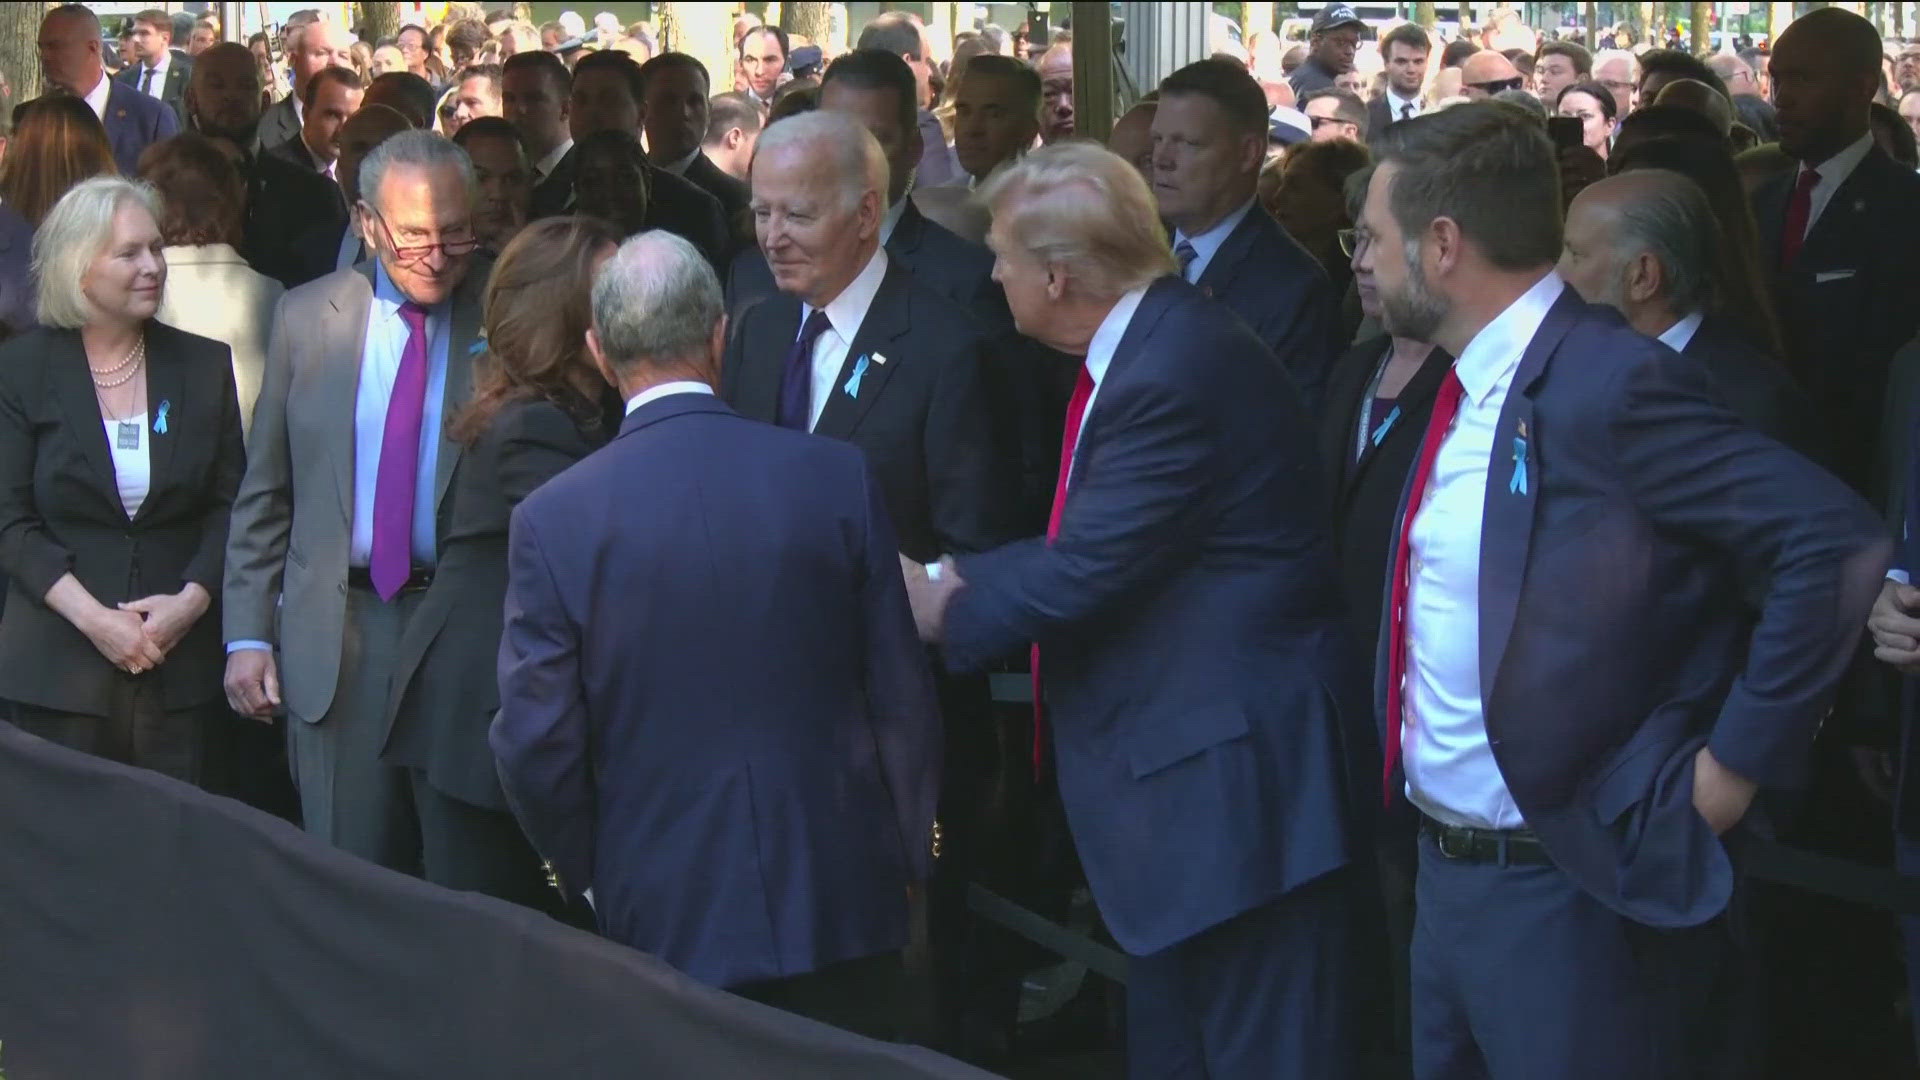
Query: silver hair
591 230 723 370
1605 168 1716 318
357 129 477 209
32 176 162 330
751 110 888 212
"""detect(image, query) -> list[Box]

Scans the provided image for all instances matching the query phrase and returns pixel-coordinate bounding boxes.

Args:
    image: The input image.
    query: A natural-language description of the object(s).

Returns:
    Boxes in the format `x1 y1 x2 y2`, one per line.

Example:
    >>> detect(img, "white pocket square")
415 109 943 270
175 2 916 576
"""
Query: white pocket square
1815 270 1857 283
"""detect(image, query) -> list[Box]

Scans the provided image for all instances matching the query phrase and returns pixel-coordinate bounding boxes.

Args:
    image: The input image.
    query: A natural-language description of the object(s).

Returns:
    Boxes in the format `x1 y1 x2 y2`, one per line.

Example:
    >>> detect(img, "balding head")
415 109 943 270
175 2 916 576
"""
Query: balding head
39 4 105 94
187 42 264 139
1460 51 1521 99
1706 54 1757 97
749 110 889 308
589 230 725 391
1560 169 1718 331
1656 79 1733 135
292 19 357 94
1770 6 1883 162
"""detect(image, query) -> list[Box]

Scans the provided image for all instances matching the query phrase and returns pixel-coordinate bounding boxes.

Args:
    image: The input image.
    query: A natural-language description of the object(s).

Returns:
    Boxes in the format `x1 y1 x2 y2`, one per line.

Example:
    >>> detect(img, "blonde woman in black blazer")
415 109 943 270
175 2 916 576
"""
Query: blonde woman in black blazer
0 177 244 782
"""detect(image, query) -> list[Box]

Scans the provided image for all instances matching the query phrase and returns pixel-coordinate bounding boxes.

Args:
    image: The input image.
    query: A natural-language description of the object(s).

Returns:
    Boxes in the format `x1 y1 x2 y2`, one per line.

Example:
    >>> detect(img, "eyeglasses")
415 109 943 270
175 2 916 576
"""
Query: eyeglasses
1337 227 1373 258
1308 114 1353 130
1599 79 1636 93
362 208 479 266
1467 77 1525 94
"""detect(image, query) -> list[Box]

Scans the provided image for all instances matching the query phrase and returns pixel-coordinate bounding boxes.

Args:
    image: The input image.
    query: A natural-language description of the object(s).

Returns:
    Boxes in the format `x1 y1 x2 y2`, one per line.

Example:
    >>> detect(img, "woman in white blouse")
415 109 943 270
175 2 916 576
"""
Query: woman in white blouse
0 177 245 783
138 133 283 434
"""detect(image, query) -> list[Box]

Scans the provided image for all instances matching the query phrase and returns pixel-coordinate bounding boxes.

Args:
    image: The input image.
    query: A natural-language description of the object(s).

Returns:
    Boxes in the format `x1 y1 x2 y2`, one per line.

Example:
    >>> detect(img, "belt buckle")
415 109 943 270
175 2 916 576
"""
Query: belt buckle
1435 825 1472 860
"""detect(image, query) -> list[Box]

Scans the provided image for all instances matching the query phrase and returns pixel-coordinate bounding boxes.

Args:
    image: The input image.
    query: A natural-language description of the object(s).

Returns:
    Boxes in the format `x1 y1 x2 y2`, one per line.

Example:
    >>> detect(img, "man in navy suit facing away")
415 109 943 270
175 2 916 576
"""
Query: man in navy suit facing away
905 141 1365 1080
1356 102 1887 1079
491 231 942 1039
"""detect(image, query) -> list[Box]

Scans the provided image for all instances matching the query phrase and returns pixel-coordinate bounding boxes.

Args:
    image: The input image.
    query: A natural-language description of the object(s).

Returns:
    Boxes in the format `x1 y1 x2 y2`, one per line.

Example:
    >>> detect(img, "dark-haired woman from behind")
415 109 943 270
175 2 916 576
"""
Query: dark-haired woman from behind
0 95 119 335
381 216 624 913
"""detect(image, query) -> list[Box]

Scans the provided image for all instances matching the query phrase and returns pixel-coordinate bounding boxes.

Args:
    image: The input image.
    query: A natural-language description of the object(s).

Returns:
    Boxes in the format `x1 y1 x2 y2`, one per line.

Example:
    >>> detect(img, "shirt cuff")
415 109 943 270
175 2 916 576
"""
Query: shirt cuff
226 640 272 654
1890 570 1911 585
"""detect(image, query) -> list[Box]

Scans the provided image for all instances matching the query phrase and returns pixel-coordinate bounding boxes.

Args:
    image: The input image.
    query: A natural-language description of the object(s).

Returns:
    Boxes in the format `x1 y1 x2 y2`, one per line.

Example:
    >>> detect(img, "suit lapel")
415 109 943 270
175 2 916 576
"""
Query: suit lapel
733 296 800 423
1797 150 1882 272
49 330 118 499
1753 174 1789 272
436 268 484 510
1345 345 1452 500
1194 206 1262 299
137 327 182 522
886 199 927 261
1477 289 1576 699
1068 278 1179 491
813 265 910 439
326 268 376 516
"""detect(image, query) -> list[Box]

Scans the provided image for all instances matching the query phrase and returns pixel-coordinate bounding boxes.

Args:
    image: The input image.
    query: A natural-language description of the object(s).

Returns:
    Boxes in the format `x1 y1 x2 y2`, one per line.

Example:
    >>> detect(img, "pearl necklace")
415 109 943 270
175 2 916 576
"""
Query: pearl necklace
90 338 146 389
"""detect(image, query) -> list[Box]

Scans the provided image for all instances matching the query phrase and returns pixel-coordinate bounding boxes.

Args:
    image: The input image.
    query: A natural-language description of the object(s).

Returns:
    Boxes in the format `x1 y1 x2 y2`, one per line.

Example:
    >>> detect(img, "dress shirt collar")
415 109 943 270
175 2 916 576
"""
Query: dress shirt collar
1802 130 1873 191
1655 310 1704 353
1084 286 1151 388
1386 88 1423 118
659 147 702 176
1452 270 1565 407
535 138 574 181
804 246 889 344
143 50 171 82
81 71 112 120
625 380 714 414
1171 197 1256 280
292 90 304 124
880 196 911 246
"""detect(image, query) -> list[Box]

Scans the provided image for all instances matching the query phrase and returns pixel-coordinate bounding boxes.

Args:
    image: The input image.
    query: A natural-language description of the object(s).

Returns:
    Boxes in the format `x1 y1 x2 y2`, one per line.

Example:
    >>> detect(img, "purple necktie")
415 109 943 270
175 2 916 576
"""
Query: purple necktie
776 308 832 430
371 301 430 601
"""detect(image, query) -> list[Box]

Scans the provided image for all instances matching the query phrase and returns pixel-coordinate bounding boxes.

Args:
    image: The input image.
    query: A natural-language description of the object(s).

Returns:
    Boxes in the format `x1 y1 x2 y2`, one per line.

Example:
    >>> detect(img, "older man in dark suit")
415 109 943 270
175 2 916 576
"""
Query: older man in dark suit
1753 8 1920 494
1361 102 1885 1080
256 18 356 155
1152 59 1340 409
36 5 177 176
493 230 940 1037
907 141 1364 1080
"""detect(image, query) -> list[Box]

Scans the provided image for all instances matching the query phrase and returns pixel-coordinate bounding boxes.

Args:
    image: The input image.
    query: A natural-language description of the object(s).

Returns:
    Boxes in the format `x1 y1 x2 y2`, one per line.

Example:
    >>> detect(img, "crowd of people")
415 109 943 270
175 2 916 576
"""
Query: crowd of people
6 1 1920 1077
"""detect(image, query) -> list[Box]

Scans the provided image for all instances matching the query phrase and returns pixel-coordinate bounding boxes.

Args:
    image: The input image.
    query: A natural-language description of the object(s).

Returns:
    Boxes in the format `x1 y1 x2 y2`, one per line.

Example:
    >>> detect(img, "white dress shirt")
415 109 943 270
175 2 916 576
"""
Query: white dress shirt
81 72 112 121
1171 198 1255 284
1796 130 1873 243
801 247 890 431
1655 310 1704 353
1402 270 1566 830
106 415 151 518
1386 89 1423 122
1069 286 1151 470
625 381 714 414
534 138 574 184
137 50 171 98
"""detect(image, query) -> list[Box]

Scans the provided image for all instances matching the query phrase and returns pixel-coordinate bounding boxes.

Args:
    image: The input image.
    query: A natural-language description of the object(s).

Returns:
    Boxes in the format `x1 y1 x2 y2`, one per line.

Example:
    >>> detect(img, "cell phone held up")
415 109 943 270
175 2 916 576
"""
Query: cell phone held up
1547 116 1585 152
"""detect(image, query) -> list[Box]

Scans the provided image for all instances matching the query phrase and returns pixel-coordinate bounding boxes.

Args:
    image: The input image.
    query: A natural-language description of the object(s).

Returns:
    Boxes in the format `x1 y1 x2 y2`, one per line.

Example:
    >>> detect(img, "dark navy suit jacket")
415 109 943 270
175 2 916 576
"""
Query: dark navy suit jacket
1189 205 1341 409
490 393 941 989
95 80 179 177
941 276 1362 957
1375 285 1888 929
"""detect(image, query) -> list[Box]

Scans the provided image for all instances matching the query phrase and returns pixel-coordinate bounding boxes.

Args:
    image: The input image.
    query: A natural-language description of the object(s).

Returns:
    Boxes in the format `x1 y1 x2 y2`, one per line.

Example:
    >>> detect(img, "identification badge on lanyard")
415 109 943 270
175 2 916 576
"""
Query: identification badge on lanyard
117 421 140 450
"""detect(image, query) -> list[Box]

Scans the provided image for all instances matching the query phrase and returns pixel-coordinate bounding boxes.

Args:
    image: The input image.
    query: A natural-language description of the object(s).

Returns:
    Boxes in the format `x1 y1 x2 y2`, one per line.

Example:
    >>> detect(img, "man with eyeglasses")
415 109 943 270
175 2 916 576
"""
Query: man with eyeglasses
1592 50 1638 121
1290 2 1367 97
226 131 491 876
1458 50 1524 100
1303 87 1368 143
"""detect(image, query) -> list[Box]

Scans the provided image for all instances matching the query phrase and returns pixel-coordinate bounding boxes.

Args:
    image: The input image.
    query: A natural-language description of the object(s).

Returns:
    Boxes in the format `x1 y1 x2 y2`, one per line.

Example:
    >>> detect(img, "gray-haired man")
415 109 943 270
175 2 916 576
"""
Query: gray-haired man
225 131 488 871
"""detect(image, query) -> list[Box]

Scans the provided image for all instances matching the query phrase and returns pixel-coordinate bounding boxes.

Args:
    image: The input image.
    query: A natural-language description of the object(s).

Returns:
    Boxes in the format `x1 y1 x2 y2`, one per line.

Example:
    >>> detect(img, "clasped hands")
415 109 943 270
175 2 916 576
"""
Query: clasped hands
84 583 210 677
899 554 964 644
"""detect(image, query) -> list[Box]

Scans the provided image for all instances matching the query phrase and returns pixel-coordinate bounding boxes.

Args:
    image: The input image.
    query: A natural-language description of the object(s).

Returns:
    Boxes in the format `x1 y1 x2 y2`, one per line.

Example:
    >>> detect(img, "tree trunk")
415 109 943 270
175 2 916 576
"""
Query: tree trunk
359 2 404 44
782 2 834 50
1414 1 1436 28
0 1 41 107
1584 0 1597 48
656 3 733 104
1691 0 1710 52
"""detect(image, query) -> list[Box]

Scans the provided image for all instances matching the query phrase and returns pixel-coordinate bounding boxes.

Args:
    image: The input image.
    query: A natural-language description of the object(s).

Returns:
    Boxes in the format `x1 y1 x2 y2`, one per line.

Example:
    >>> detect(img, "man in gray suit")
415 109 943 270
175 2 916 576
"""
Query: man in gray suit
224 131 486 871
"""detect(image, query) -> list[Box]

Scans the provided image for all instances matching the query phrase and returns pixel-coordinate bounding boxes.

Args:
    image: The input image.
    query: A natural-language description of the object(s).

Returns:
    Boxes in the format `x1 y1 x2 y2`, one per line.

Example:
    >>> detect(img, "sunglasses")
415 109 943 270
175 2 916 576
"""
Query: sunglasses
1467 76 1526 94
1309 114 1353 130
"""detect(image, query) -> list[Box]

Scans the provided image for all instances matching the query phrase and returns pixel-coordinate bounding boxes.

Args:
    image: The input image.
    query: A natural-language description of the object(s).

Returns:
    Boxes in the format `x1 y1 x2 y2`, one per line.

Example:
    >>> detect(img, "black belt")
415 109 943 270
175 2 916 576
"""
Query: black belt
1419 814 1553 865
346 566 434 594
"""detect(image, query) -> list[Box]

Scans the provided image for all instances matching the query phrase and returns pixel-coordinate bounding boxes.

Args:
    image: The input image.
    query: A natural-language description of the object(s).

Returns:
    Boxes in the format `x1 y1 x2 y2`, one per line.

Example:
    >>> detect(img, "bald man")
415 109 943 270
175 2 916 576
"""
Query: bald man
1459 50 1523 100
1038 43 1074 142
259 18 357 152
1654 79 1733 136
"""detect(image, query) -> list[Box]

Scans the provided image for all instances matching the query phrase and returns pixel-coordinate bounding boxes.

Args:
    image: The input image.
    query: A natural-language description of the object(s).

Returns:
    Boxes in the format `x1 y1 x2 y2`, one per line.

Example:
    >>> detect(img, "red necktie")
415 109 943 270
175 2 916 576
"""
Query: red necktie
1779 166 1820 271
1030 363 1096 779
1380 368 1465 805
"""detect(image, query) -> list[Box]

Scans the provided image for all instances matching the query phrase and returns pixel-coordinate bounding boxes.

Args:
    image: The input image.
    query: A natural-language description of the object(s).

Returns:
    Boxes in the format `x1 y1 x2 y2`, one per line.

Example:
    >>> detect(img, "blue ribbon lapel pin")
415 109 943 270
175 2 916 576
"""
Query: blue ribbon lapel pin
845 352 883 398
154 400 171 435
1508 419 1528 496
